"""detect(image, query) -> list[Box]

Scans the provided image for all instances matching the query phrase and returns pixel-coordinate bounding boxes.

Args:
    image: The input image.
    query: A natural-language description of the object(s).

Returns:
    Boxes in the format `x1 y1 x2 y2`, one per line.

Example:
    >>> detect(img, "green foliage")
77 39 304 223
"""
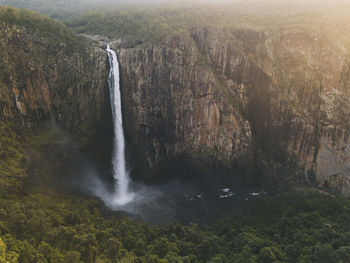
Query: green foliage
0 237 18 263
0 0 106 20
63 251 82 263
0 6 86 49
63 1 350 49
0 123 25 196
0 192 350 262
2 0 350 48
66 5 234 44
0 238 5 263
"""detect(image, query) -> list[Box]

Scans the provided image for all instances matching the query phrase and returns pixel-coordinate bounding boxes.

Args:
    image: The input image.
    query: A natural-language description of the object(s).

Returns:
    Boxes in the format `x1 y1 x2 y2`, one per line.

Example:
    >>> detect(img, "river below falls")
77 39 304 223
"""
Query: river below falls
103 182 282 225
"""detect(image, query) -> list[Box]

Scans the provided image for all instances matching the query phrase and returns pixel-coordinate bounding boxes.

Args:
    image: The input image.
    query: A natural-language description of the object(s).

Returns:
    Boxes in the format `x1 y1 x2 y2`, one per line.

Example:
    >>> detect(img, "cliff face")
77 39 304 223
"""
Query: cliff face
242 28 350 192
117 33 254 183
1 7 349 195
0 22 109 141
0 13 110 194
117 27 350 191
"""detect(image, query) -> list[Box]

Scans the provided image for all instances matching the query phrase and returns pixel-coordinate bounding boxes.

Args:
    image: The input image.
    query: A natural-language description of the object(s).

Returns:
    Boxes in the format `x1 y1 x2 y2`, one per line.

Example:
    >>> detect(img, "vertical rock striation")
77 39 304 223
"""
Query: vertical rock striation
0 21 109 142
117 32 253 183
117 27 350 192
0 16 110 193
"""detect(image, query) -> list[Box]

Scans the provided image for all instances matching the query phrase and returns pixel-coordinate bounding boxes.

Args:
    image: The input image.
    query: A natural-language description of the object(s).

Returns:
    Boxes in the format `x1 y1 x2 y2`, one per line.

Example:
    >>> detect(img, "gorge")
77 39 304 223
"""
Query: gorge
1 1 350 198
1 1 350 262
1 4 350 198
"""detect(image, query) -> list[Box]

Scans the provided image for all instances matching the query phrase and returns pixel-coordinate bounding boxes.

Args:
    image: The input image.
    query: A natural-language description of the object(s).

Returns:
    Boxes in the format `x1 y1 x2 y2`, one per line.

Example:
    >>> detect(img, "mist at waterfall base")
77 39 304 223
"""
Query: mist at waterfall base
83 44 173 222
83 166 274 224
83 45 183 223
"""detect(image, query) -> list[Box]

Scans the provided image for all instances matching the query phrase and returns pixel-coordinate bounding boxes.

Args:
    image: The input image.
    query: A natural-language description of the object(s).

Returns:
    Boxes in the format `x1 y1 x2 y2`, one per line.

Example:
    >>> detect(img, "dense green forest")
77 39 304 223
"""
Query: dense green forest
65 1 350 47
2 0 350 47
0 6 87 48
0 0 112 20
1 191 350 262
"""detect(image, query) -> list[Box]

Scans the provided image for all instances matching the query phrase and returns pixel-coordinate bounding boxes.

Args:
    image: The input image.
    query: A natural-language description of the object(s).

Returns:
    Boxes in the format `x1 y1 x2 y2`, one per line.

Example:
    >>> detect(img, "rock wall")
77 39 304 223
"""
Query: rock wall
0 22 109 142
116 27 350 192
0 16 110 193
242 28 350 193
117 32 254 184
1 9 349 194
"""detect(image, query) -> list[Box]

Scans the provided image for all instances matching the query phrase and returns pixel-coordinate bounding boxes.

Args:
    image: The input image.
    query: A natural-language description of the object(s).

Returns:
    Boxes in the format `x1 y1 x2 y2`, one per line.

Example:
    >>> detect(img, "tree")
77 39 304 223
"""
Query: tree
64 251 82 263
257 247 279 263
0 238 18 263
310 244 333 263
134 239 146 257
286 242 301 262
38 241 64 263
208 254 229 263
333 246 350 263
105 238 122 263
152 237 170 258
0 238 6 263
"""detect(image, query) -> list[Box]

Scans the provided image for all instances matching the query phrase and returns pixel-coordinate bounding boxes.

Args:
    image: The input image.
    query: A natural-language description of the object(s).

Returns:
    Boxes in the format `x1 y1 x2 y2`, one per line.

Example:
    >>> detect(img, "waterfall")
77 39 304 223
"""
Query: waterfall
106 44 134 206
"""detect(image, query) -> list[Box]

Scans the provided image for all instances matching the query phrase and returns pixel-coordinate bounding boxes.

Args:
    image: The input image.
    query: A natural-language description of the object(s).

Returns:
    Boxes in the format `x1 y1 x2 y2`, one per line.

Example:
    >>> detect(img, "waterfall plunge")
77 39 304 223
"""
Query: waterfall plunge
106 44 134 206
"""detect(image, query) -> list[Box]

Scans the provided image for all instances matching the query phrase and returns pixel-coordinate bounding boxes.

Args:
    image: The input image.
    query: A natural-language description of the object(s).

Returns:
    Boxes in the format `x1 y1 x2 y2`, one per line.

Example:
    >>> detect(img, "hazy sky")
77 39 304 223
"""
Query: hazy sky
1 0 349 19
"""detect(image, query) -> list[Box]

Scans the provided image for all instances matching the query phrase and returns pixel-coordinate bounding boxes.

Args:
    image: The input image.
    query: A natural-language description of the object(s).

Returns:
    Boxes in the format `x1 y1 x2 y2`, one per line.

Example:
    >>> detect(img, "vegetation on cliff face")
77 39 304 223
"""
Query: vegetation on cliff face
0 6 111 195
0 7 76 194
0 6 82 45
1 191 350 262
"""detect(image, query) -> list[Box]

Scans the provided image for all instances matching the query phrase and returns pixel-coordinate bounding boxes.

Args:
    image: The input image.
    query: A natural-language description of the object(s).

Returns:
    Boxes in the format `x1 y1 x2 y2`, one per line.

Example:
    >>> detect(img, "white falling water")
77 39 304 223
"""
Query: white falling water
106 44 134 206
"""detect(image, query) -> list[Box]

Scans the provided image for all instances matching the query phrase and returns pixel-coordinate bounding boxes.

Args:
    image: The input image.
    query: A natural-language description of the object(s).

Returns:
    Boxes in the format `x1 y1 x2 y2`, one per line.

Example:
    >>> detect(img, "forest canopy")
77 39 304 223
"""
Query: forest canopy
65 1 350 47
2 0 350 47
1 191 350 262
0 6 89 49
